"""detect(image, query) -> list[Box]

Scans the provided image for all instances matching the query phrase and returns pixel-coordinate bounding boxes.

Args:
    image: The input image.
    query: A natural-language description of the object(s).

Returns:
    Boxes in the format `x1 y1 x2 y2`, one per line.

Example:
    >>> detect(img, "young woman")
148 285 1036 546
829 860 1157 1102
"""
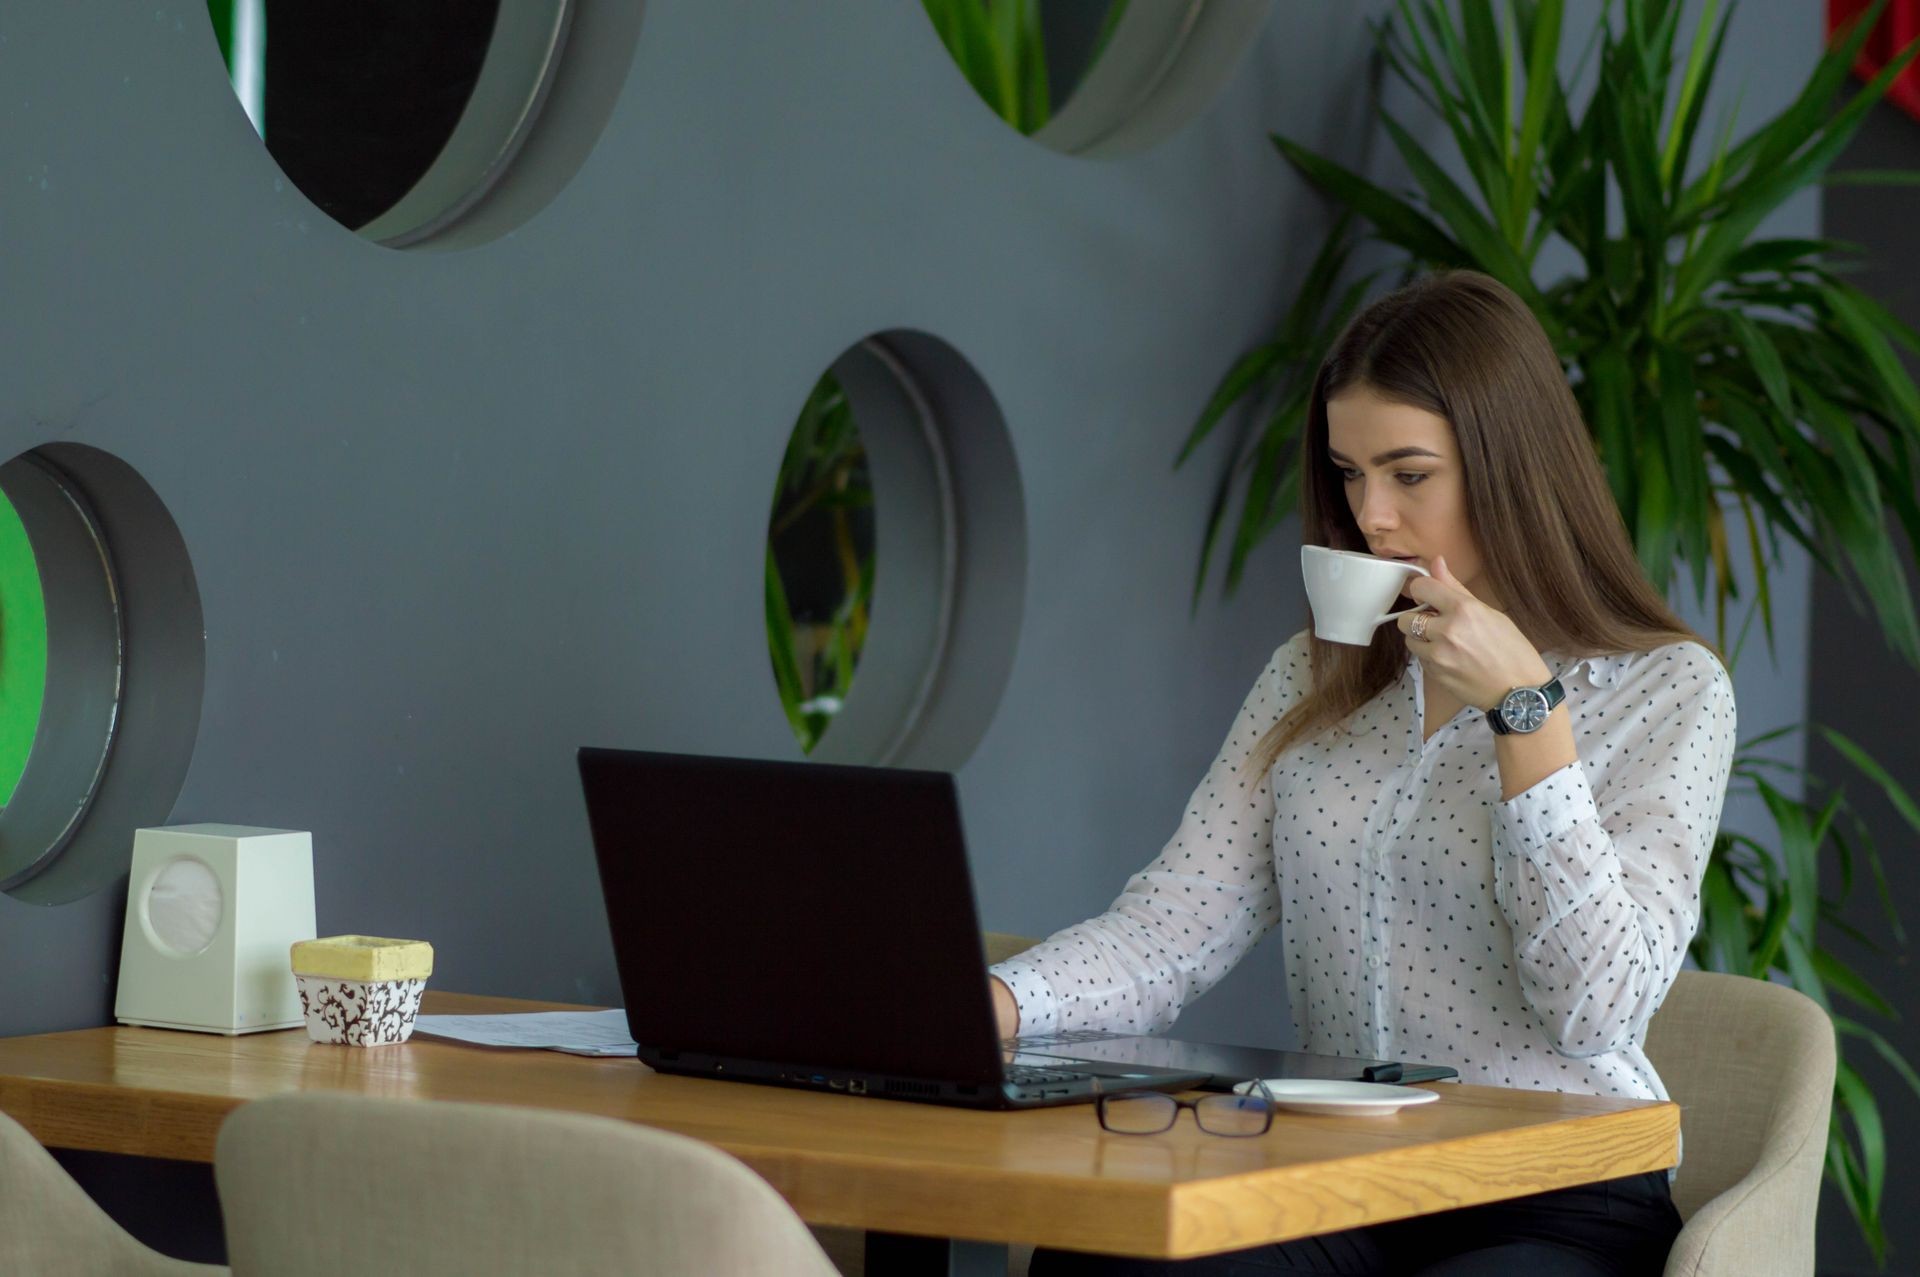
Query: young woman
995 271 1736 1276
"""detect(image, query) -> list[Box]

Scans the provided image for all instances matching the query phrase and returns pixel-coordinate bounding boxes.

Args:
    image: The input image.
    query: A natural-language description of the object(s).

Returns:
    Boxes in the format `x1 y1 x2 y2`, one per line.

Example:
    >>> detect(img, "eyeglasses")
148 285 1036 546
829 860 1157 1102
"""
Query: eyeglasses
1095 1081 1275 1136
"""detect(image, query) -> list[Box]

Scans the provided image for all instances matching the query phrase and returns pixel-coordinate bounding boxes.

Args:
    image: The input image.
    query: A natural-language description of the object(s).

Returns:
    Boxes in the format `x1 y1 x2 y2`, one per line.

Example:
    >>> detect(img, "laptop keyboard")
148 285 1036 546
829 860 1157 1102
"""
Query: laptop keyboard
1011 1029 1117 1047
1004 1064 1090 1086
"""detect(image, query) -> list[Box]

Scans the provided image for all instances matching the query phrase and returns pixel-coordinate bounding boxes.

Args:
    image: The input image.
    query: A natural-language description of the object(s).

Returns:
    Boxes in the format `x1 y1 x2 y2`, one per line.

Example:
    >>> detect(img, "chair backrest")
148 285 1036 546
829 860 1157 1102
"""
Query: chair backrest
0 1109 227 1276
215 1093 839 1277
1642 970 1836 1221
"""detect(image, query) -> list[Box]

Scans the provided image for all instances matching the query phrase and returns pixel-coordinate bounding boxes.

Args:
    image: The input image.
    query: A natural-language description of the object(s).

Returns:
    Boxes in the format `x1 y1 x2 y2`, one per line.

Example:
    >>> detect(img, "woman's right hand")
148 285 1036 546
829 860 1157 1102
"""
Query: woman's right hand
989 976 1020 1041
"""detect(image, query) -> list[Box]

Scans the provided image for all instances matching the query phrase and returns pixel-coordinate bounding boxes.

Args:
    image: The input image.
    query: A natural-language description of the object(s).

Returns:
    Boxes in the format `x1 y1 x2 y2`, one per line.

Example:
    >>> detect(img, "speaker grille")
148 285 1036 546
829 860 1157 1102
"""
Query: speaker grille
146 856 223 955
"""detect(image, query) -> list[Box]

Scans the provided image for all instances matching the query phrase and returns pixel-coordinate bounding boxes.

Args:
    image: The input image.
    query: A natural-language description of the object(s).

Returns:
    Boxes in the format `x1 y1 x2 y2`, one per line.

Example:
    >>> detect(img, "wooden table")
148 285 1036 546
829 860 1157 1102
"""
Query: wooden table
0 993 1679 1273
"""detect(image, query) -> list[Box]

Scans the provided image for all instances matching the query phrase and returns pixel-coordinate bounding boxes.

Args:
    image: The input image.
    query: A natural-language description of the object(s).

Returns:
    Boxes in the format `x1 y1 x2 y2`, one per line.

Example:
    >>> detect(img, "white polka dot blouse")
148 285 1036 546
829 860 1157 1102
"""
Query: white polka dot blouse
991 627 1738 1107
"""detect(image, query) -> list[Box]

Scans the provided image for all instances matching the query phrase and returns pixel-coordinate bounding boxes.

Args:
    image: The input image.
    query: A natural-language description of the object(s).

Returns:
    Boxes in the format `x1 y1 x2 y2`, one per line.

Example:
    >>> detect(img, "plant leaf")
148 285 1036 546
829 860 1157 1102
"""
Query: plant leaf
1656 344 1712 603
1826 284 1920 437
1584 343 1638 521
1725 312 1792 422
1507 0 1564 237
1661 0 1730 193
1835 1015 1920 1101
763 549 813 747
1377 111 1557 335
1178 345 1285 468
1634 437 1676 595
1683 0 1888 211
1271 134 1471 267
1696 857 1752 974
1756 775 1819 939
1817 726 1920 838
1671 32 1920 322
1814 945 1897 1019
1835 1057 1888 1222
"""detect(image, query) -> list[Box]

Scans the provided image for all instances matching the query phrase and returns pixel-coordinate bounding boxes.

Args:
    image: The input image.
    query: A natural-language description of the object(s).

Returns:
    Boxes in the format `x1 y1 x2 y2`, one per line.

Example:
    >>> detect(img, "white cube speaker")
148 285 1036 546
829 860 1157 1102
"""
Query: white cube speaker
115 824 317 1034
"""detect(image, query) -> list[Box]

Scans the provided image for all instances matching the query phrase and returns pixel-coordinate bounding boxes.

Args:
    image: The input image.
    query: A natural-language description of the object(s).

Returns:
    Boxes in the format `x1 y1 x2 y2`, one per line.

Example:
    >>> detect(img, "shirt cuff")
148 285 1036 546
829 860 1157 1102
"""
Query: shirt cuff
988 956 1062 1037
1494 760 1599 852
1491 761 1611 927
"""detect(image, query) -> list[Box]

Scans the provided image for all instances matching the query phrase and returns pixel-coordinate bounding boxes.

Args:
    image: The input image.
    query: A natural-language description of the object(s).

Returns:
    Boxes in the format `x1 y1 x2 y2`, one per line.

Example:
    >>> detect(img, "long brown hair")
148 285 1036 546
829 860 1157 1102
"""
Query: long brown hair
1243 270 1712 779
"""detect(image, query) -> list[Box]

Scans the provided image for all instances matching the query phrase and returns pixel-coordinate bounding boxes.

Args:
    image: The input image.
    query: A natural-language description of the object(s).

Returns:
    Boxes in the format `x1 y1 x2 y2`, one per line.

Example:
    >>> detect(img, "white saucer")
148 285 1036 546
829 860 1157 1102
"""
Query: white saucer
1232 1079 1440 1116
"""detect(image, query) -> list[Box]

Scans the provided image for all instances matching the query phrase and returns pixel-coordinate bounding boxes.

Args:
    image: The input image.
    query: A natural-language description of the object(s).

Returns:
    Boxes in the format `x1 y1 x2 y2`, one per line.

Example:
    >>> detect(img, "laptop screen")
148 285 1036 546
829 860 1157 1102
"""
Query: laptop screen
578 748 1006 1087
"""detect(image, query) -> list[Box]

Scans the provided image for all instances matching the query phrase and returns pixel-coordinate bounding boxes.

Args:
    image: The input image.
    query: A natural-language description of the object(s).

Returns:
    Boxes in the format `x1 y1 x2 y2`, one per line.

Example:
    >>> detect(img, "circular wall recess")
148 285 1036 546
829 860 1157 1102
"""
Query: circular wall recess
924 0 1274 157
0 446 205 907
203 0 604 248
765 332 1026 773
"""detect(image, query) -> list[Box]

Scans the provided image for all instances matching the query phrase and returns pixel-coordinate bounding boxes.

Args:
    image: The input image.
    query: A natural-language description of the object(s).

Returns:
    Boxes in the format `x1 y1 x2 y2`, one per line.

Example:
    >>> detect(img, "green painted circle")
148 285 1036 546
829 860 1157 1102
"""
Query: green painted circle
0 493 49 809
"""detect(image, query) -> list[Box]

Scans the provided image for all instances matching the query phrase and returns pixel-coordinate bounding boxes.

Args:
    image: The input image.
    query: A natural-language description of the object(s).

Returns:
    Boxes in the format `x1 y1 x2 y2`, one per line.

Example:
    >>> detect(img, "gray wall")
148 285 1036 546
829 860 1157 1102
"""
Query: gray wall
0 0 1344 1042
0 0 1833 1259
1816 91 1920 1277
0 0 1819 1052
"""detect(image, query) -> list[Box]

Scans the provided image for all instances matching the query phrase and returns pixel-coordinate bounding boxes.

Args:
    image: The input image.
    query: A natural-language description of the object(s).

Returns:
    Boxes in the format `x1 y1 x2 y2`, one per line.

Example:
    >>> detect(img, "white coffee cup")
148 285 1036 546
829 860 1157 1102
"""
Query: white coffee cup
1301 545 1432 646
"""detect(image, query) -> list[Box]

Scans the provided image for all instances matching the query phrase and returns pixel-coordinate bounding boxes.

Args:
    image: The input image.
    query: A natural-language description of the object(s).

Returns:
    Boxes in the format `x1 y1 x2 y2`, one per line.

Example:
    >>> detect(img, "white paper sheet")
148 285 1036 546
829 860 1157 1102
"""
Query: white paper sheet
410 1008 638 1057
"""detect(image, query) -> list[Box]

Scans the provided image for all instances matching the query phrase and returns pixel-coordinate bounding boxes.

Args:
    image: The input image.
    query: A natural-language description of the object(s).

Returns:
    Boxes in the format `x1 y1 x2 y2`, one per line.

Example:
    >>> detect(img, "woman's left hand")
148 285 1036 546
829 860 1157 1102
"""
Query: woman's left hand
1397 556 1553 710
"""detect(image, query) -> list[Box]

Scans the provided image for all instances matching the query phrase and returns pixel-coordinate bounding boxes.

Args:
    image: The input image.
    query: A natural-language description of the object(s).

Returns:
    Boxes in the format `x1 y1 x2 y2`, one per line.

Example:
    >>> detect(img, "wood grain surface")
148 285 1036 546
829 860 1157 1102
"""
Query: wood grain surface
0 992 1678 1258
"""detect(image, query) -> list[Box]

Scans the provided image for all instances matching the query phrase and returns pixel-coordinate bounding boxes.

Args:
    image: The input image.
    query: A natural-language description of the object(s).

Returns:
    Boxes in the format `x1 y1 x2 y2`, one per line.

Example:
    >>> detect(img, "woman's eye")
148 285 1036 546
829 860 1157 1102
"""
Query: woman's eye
1337 467 1427 485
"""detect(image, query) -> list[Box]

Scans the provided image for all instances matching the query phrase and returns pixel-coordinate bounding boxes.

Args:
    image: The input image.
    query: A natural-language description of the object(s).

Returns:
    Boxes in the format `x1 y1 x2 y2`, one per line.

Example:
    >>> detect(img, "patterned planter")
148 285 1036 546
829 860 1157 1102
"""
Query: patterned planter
294 974 427 1046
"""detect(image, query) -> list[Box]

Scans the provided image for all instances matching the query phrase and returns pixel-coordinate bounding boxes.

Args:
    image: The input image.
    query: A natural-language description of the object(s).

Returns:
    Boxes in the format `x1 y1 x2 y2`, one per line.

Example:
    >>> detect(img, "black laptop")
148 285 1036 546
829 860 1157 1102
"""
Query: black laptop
577 747 1454 1109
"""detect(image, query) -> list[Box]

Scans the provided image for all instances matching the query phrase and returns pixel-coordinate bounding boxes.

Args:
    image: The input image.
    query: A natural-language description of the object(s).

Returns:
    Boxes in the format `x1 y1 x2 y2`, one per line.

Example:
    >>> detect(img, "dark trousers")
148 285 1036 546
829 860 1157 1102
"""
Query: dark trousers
1029 1170 1682 1277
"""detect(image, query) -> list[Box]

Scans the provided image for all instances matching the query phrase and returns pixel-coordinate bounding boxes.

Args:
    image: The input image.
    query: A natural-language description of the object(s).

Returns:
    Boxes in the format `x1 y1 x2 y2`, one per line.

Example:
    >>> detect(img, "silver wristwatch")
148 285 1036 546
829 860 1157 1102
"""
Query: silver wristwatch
1486 677 1564 735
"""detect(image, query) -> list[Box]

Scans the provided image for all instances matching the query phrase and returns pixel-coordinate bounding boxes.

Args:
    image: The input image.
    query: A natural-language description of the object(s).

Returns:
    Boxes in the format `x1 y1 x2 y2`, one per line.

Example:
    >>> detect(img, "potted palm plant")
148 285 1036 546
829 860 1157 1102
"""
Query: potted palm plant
1178 0 1920 1259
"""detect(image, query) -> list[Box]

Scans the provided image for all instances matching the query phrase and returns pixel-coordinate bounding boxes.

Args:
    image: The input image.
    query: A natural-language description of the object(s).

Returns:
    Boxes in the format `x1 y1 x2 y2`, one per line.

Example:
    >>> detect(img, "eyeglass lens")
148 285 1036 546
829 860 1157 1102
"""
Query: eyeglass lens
1100 1093 1179 1134
1098 1092 1272 1136
1194 1094 1272 1136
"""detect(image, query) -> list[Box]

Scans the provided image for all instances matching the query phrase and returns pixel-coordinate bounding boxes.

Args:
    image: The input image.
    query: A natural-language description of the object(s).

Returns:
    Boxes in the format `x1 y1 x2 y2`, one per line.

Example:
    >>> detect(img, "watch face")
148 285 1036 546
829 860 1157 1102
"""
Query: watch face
1500 687 1551 732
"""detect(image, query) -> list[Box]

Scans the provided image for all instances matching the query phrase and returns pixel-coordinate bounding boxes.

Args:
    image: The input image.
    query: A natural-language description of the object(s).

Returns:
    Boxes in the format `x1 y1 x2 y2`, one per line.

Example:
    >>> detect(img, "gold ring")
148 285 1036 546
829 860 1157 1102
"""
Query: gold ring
1411 610 1434 640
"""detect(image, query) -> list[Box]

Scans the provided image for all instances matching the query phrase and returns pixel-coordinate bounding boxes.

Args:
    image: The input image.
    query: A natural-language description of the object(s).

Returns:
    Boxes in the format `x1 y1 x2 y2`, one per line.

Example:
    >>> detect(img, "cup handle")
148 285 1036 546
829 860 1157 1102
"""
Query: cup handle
1376 605 1427 627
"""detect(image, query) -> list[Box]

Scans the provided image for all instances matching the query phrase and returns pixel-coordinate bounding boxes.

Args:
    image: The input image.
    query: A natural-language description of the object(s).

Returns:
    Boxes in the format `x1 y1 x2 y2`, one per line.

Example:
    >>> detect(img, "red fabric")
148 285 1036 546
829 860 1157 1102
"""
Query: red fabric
1830 0 1920 120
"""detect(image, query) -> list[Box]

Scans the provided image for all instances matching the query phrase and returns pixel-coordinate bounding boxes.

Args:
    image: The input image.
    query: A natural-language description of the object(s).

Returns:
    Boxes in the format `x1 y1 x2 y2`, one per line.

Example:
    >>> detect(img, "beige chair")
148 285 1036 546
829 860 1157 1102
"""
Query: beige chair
985 931 1040 966
215 1093 837 1277
1647 970 1836 1277
0 1109 227 1276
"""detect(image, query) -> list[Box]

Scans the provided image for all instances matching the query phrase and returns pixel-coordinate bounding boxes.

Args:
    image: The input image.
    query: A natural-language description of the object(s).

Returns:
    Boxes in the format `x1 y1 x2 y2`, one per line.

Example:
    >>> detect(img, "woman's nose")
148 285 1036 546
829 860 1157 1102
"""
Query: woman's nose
1357 483 1398 532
